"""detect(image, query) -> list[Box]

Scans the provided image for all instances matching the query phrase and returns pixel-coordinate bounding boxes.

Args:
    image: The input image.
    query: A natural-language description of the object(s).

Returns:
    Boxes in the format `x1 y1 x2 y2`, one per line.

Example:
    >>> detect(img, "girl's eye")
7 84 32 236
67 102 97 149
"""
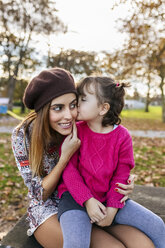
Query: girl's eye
81 97 86 101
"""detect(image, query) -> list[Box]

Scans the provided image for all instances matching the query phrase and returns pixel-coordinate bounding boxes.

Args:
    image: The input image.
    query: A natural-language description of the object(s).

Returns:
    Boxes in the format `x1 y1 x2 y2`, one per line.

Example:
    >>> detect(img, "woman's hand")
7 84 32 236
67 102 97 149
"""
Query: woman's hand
115 175 135 204
60 122 81 164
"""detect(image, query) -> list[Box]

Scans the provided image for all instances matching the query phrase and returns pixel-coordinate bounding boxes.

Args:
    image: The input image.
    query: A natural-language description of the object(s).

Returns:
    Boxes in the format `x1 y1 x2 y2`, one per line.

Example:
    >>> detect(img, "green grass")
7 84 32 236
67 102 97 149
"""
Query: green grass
12 105 162 120
12 107 30 117
121 106 162 120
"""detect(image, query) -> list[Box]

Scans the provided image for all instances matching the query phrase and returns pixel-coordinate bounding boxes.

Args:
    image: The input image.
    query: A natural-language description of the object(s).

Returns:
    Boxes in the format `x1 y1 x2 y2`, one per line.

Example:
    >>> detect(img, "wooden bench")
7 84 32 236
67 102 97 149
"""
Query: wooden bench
1 185 165 248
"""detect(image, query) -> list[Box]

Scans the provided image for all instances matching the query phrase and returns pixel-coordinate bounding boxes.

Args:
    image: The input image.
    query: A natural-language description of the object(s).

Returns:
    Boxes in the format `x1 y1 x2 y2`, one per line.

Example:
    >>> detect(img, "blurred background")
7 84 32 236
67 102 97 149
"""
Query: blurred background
0 0 165 119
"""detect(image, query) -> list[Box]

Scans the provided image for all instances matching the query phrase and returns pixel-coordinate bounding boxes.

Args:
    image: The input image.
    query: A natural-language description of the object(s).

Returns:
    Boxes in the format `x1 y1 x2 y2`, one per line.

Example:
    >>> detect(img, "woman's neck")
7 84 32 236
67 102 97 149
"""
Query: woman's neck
87 120 113 134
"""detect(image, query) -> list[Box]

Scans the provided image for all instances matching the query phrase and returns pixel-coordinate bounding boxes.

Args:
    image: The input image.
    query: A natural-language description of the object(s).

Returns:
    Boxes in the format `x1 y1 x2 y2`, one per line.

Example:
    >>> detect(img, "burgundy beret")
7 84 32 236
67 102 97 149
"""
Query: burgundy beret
23 67 77 112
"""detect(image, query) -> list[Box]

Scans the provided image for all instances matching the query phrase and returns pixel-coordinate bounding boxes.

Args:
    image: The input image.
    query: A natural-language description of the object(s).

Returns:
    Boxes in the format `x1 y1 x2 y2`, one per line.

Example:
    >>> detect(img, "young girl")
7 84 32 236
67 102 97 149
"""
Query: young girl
11 68 153 248
58 76 165 248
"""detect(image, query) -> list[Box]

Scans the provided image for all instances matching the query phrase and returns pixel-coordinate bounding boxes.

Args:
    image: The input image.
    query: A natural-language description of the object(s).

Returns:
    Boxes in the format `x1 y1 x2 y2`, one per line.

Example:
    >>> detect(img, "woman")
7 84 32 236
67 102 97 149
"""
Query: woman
12 67 155 248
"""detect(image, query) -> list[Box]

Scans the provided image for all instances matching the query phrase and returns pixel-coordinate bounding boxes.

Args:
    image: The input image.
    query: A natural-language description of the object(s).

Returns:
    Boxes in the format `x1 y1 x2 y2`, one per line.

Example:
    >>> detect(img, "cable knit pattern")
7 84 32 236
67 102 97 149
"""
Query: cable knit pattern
58 121 135 209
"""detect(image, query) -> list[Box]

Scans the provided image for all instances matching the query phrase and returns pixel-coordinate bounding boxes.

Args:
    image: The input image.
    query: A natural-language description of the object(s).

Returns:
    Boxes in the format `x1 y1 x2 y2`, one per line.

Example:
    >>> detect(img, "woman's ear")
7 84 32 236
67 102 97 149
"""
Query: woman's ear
99 103 110 116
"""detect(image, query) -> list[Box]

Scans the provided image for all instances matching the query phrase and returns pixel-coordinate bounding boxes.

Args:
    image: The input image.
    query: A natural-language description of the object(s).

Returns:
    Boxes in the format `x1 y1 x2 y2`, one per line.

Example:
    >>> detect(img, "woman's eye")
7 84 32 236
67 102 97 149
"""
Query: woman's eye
52 106 62 111
70 103 77 109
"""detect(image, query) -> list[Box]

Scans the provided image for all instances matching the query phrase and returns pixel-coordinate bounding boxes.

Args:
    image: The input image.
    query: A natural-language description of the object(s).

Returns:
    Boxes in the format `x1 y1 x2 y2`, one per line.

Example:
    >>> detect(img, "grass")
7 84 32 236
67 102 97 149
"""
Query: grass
12 107 30 117
0 134 28 216
12 105 163 120
121 106 162 120
132 137 165 187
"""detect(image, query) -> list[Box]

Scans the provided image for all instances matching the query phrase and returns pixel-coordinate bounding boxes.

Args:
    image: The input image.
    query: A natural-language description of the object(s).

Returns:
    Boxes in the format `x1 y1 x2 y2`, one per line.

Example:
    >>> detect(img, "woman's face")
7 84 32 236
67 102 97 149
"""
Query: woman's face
49 93 77 135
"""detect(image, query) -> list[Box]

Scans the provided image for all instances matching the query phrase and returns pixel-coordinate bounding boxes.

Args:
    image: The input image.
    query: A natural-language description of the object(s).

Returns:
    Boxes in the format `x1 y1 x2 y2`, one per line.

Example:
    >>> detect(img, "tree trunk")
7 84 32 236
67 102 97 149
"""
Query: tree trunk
160 76 165 123
145 73 151 112
7 76 17 110
21 100 25 114
145 92 150 112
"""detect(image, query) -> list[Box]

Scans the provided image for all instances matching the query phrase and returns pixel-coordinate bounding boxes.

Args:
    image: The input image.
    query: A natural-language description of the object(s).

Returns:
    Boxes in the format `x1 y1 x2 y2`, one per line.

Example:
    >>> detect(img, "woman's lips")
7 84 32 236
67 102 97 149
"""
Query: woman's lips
58 122 72 129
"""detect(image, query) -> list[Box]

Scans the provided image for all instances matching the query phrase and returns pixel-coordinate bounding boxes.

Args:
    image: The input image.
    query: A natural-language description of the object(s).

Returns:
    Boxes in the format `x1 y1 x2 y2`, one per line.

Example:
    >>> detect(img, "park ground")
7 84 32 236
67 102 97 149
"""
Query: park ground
0 106 165 240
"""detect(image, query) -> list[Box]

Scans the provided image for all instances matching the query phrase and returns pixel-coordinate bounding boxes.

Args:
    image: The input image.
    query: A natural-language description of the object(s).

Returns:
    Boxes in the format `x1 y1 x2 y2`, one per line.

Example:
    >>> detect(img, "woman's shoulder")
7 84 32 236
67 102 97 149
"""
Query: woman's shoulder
12 121 32 144
12 124 25 140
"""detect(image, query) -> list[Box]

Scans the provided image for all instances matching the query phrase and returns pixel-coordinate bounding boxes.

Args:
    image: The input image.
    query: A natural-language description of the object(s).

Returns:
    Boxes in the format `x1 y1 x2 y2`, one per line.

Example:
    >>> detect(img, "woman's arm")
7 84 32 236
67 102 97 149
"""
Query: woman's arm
42 122 81 201
12 123 80 202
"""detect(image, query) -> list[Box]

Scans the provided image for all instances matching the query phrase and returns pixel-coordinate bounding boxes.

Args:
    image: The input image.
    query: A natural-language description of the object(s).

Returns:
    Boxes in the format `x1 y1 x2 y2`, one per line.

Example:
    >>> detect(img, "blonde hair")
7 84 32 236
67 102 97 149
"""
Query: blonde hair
17 102 55 177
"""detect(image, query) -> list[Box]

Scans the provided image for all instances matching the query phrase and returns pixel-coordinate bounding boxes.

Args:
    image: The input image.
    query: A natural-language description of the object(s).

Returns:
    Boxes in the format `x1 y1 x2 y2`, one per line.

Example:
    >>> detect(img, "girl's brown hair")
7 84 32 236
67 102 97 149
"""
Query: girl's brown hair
77 76 130 126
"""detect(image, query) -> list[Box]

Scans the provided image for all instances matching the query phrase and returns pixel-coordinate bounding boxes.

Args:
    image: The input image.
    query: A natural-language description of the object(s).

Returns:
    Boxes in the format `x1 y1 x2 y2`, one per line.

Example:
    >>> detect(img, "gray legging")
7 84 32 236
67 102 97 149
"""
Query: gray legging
60 199 165 248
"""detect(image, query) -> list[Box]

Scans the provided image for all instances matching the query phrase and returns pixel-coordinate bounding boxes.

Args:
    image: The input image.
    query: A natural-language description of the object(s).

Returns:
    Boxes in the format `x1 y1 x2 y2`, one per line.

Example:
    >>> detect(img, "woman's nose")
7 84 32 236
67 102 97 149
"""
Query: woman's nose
64 108 72 119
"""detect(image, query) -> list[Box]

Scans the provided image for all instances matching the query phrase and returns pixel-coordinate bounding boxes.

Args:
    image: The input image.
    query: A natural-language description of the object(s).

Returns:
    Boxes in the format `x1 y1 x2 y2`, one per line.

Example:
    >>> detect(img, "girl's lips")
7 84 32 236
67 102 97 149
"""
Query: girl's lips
58 122 72 129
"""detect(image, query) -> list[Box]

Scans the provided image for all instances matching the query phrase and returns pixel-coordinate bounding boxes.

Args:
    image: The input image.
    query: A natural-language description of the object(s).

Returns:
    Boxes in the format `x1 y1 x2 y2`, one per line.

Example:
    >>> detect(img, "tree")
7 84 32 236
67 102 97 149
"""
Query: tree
112 0 165 121
0 0 66 110
47 49 101 77
151 39 165 121
14 79 28 113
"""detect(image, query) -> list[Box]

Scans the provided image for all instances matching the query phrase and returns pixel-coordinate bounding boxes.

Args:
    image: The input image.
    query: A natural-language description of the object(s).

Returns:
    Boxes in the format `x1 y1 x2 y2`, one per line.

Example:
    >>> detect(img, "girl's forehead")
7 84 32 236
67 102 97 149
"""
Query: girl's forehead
83 82 96 95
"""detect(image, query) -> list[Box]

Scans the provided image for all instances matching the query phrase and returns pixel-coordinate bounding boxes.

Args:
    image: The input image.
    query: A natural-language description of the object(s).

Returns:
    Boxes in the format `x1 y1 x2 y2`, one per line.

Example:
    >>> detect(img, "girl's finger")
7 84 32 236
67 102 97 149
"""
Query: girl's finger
91 217 99 223
98 203 107 216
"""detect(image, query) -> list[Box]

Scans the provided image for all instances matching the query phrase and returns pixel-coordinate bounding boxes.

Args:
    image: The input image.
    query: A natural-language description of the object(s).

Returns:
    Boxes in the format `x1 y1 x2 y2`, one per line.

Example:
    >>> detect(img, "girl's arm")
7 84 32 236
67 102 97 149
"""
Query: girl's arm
58 150 94 206
106 133 135 208
59 154 107 223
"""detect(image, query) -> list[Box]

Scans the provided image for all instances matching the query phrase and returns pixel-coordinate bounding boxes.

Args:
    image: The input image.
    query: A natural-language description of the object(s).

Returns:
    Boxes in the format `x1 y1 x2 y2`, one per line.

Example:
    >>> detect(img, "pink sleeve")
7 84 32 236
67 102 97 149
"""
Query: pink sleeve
106 134 135 208
61 151 93 206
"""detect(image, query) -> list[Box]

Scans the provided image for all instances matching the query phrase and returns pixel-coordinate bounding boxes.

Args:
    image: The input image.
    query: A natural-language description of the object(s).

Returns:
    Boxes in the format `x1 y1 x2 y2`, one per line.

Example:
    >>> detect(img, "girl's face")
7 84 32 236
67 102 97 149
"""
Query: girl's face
49 93 77 135
77 84 102 122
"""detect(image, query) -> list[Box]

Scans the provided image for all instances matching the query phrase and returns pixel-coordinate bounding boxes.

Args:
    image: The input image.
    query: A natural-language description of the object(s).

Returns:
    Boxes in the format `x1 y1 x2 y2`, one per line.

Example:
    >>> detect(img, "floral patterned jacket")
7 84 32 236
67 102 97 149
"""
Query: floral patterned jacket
11 124 60 236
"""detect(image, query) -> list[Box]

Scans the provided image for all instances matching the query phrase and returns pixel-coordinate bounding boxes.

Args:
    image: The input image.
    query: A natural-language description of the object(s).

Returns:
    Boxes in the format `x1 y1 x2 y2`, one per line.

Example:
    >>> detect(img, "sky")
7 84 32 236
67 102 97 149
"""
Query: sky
52 0 129 53
34 0 160 97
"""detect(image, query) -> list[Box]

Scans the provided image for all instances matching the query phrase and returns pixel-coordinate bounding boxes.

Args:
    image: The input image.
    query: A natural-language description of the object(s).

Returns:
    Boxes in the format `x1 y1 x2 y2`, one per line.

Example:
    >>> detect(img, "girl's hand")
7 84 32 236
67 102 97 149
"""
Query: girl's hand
96 207 117 227
60 122 81 163
84 198 107 223
115 175 135 203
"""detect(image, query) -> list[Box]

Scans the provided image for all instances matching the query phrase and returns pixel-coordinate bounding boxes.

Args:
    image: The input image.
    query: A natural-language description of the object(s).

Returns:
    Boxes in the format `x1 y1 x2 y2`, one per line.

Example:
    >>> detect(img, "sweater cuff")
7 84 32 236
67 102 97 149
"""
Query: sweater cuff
74 193 93 207
106 199 124 209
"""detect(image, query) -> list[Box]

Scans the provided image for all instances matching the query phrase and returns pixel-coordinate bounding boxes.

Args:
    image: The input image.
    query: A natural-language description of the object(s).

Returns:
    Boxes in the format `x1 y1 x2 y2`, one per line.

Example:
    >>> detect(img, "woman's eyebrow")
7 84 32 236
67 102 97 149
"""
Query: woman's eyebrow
50 98 77 107
70 98 77 103
50 103 64 107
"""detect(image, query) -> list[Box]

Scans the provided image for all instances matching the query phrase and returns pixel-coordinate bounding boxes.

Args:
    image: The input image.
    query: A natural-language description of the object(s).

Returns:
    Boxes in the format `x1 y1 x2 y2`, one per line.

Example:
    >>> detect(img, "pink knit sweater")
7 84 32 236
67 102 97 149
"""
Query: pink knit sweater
58 121 135 209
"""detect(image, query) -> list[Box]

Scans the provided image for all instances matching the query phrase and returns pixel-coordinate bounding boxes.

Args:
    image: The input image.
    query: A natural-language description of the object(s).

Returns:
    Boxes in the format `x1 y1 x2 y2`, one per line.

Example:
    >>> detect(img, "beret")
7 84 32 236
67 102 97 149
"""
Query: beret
23 67 77 112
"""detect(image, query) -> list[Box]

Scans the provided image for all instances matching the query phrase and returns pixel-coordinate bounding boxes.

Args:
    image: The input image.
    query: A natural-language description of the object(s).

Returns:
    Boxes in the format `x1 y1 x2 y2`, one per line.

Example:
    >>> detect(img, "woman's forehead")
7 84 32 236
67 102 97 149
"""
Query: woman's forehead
51 93 77 105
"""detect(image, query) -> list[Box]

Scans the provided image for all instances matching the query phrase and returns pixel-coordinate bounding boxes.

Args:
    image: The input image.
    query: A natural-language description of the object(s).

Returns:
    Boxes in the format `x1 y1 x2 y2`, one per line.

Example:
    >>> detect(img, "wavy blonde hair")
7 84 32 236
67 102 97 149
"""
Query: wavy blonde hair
17 102 57 177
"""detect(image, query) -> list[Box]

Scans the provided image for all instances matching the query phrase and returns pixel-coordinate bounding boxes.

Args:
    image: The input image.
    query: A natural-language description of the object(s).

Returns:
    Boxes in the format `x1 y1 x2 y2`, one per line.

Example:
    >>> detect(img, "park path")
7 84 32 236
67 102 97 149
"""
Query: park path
0 125 165 138
0 116 165 137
